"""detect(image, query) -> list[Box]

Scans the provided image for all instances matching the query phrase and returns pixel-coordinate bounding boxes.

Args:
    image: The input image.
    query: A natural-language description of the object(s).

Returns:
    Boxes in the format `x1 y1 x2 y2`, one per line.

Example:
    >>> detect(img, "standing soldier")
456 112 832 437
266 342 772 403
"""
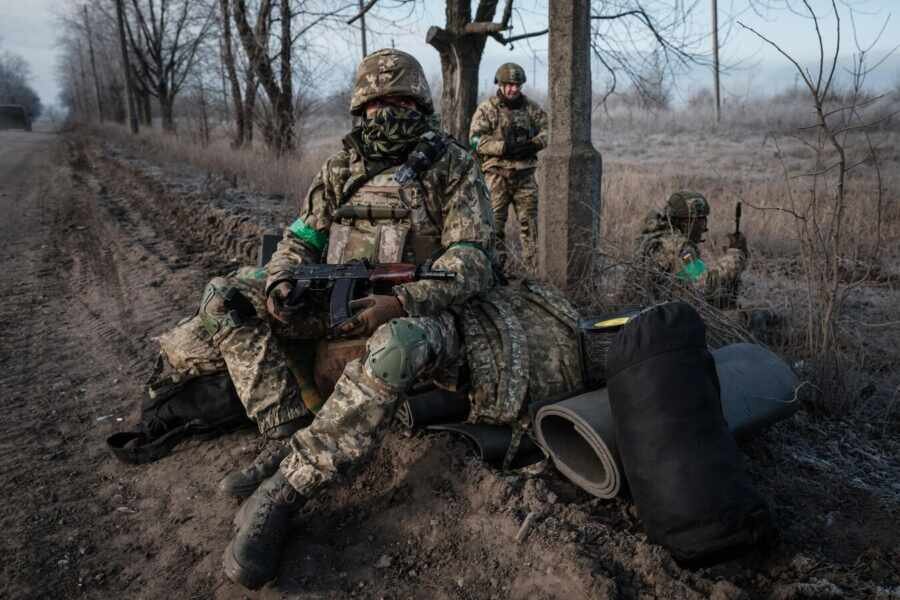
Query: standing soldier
469 63 547 272
636 191 749 309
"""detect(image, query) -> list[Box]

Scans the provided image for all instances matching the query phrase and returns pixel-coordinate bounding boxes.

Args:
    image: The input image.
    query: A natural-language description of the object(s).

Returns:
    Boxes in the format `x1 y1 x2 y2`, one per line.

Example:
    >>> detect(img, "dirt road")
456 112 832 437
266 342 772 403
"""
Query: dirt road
1 130 897 600
0 130 242 599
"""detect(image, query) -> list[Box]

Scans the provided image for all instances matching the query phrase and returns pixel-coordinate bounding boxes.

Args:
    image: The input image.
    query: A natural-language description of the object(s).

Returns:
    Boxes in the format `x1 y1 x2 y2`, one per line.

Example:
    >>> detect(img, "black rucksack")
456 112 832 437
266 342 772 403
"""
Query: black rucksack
106 367 251 465
606 302 774 565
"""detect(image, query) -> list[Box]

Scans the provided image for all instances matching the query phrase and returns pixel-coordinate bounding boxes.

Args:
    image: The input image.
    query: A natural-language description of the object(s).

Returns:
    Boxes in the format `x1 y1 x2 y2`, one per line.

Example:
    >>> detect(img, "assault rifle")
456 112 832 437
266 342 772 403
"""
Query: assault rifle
272 260 456 334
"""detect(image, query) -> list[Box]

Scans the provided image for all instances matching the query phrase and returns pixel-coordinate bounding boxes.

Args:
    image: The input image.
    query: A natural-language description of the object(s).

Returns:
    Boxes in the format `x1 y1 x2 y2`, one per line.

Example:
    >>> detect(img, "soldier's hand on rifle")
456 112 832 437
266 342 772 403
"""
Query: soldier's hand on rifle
266 281 298 324
726 232 748 253
338 294 407 337
507 139 541 159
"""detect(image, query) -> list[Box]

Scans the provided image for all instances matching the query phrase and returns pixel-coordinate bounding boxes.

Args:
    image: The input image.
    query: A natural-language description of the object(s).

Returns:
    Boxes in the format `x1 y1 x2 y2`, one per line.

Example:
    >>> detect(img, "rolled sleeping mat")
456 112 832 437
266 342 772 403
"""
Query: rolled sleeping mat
533 388 623 498
534 342 799 500
713 343 799 438
427 423 545 470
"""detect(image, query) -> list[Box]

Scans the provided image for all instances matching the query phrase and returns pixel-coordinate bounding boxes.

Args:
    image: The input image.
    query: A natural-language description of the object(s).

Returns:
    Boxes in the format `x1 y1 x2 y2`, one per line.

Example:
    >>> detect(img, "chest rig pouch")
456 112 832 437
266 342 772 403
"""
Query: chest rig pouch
327 165 443 265
498 103 536 147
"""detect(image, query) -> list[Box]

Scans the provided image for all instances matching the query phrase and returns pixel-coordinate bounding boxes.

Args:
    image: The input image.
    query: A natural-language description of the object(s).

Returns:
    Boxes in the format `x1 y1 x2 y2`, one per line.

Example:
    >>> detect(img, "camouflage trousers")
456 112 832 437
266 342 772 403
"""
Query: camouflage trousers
484 167 538 270
159 266 324 435
279 312 460 495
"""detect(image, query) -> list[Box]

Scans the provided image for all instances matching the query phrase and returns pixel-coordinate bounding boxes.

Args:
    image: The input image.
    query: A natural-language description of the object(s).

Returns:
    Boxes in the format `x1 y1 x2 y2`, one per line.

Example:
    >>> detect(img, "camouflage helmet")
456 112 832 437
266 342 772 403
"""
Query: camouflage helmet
665 191 710 220
494 62 527 85
350 49 433 116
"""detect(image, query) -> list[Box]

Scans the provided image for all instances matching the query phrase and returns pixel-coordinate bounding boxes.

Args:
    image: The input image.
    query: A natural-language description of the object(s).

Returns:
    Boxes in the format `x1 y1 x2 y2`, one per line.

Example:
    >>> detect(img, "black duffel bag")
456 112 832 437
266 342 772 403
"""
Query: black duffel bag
606 301 773 565
107 366 251 465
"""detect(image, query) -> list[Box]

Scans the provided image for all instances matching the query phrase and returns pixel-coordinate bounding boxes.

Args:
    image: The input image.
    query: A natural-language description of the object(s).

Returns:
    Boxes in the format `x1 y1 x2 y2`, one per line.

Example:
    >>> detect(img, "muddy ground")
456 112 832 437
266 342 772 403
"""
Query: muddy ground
0 129 897 600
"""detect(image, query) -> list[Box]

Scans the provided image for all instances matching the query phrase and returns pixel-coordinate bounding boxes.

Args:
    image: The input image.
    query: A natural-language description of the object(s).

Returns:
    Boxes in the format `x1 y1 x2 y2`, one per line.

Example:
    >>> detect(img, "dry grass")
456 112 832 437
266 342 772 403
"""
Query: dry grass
97 122 340 220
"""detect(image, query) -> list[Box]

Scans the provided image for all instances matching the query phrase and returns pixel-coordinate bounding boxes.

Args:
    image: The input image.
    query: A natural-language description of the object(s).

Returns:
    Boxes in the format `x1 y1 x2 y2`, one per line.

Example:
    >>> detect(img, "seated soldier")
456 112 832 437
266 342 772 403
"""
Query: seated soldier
140 48 497 589
635 191 748 309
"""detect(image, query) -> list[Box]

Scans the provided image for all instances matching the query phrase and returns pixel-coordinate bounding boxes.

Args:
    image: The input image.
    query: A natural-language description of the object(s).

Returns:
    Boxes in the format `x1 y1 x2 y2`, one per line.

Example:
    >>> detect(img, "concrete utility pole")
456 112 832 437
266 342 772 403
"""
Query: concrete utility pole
712 0 721 123
538 0 602 290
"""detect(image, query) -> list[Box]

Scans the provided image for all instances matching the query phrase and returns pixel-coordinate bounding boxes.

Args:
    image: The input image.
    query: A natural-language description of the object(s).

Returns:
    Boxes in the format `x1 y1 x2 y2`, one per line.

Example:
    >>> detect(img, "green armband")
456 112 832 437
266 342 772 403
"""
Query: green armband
469 136 480 153
677 258 707 282
287 218 327 252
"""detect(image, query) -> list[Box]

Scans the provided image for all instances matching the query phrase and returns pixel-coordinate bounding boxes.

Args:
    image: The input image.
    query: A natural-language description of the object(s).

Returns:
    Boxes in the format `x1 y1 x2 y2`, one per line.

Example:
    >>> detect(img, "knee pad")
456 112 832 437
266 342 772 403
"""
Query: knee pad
364 319 430 391
198 277 257 336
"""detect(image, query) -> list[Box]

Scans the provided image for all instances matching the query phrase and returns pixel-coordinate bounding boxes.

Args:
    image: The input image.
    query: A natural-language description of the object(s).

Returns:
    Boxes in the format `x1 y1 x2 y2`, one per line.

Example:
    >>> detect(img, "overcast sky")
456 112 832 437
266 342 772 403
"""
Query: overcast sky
0 0 897 110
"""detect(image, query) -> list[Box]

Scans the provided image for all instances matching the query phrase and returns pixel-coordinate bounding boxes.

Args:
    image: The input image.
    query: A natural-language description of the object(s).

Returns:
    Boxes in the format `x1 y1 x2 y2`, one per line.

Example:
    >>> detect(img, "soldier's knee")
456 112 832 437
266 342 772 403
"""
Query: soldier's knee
363 319 431 391
198 277 258 337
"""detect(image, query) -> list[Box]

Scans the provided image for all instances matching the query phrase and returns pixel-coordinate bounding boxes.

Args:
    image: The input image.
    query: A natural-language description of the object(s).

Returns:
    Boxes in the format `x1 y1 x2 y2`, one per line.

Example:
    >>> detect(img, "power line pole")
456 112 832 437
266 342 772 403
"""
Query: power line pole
358 0 368 57
712 0 721 123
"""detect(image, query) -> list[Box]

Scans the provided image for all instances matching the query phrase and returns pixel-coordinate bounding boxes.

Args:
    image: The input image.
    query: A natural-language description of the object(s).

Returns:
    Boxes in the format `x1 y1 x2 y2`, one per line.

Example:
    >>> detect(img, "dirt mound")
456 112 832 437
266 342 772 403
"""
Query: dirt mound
1 130 897 600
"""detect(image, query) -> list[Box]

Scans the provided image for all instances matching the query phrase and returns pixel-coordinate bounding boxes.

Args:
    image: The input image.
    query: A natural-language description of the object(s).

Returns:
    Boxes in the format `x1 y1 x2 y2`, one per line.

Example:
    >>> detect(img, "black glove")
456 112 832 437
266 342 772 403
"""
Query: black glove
506 139 541 159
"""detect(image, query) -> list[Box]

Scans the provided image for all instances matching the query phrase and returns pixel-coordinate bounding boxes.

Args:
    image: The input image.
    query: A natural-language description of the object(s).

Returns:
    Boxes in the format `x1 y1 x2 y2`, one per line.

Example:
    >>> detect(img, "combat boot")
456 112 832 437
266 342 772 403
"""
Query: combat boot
265 413 313 440
222 471 303 590
219 441 291 498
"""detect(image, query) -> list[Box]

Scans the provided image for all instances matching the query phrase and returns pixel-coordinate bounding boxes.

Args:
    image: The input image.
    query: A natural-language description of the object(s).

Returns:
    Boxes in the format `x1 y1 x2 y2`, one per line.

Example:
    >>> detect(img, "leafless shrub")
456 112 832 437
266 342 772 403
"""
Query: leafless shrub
737 0 895 413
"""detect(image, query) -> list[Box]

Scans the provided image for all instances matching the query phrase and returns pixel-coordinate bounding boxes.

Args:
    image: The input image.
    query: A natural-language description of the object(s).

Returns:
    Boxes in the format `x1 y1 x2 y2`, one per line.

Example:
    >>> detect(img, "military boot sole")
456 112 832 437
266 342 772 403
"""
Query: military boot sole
222 539 276 590
233 498 252 530
219 473 265 499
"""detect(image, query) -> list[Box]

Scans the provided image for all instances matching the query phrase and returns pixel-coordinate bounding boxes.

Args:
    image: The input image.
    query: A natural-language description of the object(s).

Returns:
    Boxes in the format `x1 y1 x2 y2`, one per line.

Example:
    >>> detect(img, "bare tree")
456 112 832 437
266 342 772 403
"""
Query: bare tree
84 4 105 122
219 0 248 146
124 0 215 131
115 0 140 132
590 1 707 107
232 0 295 153
425 1 514 142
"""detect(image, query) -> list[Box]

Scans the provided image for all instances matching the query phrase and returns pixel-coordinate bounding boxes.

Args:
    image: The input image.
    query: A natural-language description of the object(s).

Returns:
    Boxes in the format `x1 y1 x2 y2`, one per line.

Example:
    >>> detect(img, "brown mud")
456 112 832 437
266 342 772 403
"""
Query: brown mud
0 130 897 600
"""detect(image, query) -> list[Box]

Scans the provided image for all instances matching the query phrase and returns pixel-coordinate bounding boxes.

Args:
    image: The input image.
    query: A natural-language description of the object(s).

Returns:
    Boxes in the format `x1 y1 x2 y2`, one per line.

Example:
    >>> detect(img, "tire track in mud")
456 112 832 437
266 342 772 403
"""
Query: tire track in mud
0 136 242 599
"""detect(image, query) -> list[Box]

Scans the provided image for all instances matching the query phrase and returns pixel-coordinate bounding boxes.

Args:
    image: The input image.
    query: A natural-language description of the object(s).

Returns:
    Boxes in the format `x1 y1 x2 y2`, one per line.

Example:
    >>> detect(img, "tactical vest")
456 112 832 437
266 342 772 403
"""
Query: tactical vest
326 165 443 265
480 96 541 171
498 103 537 146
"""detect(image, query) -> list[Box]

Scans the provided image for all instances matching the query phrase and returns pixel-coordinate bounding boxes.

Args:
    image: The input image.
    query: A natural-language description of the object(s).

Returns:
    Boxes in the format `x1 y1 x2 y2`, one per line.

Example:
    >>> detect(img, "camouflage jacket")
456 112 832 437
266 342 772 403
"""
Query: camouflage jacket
469 94 548 172
636 211 747 309
267 130 495 318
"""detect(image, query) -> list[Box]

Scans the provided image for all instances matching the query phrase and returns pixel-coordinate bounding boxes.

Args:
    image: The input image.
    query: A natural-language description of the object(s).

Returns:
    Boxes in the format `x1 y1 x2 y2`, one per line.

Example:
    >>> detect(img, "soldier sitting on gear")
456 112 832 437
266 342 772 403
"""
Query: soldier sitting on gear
469 62 548 273
213 48 501 589
636 191 749 309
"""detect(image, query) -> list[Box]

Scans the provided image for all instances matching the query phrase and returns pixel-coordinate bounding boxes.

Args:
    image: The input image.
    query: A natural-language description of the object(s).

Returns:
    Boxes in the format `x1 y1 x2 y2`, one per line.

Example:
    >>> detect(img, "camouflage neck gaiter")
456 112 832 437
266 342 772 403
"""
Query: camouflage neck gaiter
360 105 430 160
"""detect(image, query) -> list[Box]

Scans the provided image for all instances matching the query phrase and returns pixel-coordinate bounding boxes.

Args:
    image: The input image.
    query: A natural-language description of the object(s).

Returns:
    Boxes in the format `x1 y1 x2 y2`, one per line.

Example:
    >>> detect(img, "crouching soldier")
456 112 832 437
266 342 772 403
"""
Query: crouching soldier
636 191 749 309
469 62 547 272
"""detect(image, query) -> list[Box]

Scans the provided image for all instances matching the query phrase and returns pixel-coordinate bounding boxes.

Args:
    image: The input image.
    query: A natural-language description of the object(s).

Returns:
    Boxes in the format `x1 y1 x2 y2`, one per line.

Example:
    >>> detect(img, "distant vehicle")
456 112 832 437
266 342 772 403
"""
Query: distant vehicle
0 105 32 131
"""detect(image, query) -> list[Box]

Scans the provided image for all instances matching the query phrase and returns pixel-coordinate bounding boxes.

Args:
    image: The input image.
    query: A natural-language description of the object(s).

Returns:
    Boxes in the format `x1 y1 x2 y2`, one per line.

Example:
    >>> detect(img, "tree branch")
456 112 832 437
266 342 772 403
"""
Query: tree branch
347 0 378 25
